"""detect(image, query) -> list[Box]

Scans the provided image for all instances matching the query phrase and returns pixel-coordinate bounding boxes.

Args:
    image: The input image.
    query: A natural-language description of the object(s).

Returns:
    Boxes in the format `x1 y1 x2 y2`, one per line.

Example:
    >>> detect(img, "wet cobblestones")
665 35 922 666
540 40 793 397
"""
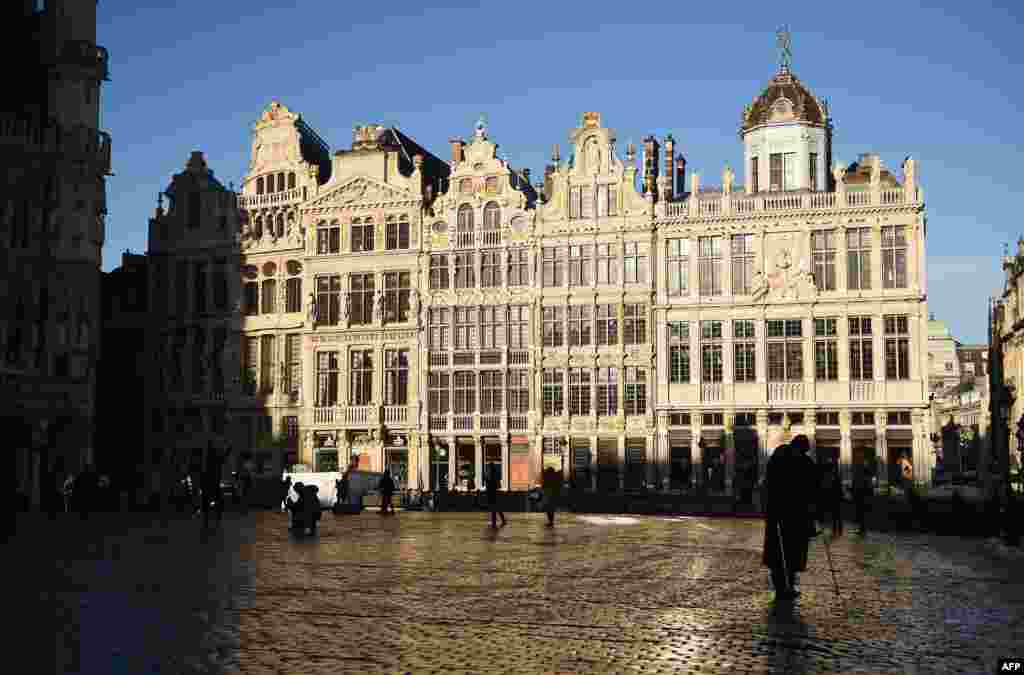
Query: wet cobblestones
21 511 1024 674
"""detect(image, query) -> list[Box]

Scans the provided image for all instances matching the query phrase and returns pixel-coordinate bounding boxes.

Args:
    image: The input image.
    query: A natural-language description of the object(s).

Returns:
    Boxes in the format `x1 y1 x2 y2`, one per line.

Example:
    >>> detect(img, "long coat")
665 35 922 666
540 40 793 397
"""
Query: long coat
761 445 813 573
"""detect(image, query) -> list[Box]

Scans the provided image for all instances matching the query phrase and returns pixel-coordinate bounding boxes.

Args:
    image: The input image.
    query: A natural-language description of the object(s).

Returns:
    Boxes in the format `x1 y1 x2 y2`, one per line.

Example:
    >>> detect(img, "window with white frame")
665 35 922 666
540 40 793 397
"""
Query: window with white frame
542 369 564 416
849 316 873 380
286 334 301 397
508 305 529 349
568 368 591 416
624 242 648 284
847 228 872 290
383 271 410 323
384 349 408 405
428 372 450 413
479 371 503 413
430 254 449 290
480 250 502 287
884 314 910 380
812 230 836 291
456 204 474 247
667 239 689 296
542 247 565 287
316 220 341 254
454 307 477 350
479 306 505 349
349 350 373 405
429 307 449 350
568 245 592 287
624 367 647 416
454 252 475 289
568 305 592 346
508 249 528 286
882 225 907 289
453 371 476 414
385 215 409 250
596 304 617 346
315 350 339 406
543 306 564 347
668 321 690 383
349 273 374 325
700 321 723 383
731 234 754 295
734 320 756 382
698 236 722 296
351 217 374 252
506 371 528 413
623 304 646 345
595 243 618 285
814 318 838 380
597 367 618 416
767 319 803 381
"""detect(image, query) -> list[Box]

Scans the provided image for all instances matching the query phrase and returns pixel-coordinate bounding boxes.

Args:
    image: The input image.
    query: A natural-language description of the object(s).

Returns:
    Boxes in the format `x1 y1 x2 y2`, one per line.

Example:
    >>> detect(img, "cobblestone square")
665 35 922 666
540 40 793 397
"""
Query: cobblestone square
26 511 1024 674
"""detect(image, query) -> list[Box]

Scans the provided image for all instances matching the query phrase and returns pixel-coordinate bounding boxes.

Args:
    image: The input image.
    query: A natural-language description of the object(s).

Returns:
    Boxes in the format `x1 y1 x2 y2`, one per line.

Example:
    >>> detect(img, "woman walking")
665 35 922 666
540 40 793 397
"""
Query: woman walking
541 466 562 527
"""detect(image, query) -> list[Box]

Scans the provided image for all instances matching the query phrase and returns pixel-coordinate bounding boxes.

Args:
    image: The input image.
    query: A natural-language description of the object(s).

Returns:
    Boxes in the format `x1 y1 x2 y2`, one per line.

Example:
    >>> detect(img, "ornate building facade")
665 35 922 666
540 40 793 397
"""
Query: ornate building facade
140 54 932 493
4 0 111 508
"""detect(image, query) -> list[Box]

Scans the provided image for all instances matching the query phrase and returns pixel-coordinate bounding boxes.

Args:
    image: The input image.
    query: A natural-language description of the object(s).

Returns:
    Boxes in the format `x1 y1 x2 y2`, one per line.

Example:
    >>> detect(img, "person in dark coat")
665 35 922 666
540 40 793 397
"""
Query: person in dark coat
818 459 844 536
201 444 230 529
762 435 814 602
484 461 506 528
280 475 293 513
378 472 396 515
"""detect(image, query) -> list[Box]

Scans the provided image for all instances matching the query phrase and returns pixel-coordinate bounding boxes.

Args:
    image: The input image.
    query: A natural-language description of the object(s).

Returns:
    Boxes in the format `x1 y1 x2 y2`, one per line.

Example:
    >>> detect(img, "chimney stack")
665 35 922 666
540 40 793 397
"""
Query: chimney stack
675 155 687 196
642 135 660 196
450 138 465 164
663 135 675 201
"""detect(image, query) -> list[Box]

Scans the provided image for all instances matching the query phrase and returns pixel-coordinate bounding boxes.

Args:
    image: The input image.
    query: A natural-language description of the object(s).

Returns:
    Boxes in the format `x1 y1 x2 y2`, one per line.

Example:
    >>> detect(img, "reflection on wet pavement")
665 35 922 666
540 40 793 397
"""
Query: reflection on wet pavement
22 511 1024 674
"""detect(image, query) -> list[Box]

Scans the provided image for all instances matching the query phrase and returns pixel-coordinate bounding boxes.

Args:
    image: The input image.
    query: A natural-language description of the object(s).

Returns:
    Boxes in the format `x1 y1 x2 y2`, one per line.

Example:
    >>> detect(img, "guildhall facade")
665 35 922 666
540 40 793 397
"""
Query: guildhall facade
143 57 931 495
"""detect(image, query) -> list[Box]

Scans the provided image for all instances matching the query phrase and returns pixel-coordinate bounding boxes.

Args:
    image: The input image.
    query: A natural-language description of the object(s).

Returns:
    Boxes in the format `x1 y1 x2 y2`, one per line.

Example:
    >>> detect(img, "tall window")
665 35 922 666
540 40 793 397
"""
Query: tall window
569 186 581 219
770 153 782 190
884 315 910 380
667 239 689 296
480 251 502 287
568 368 592 416
668 322 690 383
599 184 617 216
261 278 276 314
731 234 754 295
849 317 873 380
386 215 410 250
623 242 648 284
568 305 592 346
457 204 475 248
480 371 503 413
812 230 836 291
429 308 449 350
453 371 476 414
260 335 275 393
349 273 374 325
243 282 258 315
315 351 339 406
767 319 803 381
383 271 410 323
428 372 450 413
351 218 374 252
286 277 302 313
624 368 647 416
542 247 565 287
244 337 258 395
317 220 341 255
751 156 759 193
288 172 296 190
542 306 564 347
814 318 838 380
847 228 872 290
508 249 528 286
509 305 529 349
596 304 617 346
194 263 207 315
542 369 564 416
430 254 449 290
277 173 285 192
580 186 594 218
882 225 907 289
349 350 373 405
482 202 500 245
734 320 756 382
809 153 818 190
770 152 797 190
698 236 722 296
507 371 528 412
623 304 646 345
455 252 475 289
384 349 409 405
701 321 723 383
597 367 618 416
286 334 301 398
595 244 618 285
479 306 505 349
454 307 477 350
256 177 264 195
315 275 341 326
568 245 591 287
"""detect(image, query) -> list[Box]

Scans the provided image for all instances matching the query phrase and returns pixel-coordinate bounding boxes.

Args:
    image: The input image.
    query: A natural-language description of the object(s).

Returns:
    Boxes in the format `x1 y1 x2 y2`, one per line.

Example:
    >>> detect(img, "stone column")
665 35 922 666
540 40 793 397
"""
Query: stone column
474 436 483 492
501 439 509 491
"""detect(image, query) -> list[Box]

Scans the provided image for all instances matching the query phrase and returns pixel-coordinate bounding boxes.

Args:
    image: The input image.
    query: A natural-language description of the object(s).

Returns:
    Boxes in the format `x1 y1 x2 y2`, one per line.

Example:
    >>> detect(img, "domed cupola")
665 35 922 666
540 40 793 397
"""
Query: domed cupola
740 29 833 194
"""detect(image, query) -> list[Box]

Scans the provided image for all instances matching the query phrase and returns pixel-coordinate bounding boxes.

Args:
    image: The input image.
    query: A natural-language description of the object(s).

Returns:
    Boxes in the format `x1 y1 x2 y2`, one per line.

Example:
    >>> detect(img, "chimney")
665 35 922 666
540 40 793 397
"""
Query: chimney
551 144 560 164
675 155 687 196
450 137 464 164
663 135 675 201
642 135 660 196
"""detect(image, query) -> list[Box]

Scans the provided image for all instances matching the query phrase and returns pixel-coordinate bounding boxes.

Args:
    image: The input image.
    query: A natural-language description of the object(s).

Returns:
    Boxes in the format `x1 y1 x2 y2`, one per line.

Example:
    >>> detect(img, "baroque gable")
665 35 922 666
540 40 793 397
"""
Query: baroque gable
304 175 418 212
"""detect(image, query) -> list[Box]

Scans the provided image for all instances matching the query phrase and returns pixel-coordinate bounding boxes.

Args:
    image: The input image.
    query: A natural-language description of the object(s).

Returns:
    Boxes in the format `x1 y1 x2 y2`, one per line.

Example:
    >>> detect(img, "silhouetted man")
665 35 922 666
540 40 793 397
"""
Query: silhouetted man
762 434 815 602
484 461 506 528
378 472 395 515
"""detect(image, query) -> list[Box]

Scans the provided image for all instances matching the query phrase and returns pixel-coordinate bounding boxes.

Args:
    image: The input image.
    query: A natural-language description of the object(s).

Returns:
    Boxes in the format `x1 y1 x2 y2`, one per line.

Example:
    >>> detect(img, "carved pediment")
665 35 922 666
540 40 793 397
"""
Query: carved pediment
306 176 415 209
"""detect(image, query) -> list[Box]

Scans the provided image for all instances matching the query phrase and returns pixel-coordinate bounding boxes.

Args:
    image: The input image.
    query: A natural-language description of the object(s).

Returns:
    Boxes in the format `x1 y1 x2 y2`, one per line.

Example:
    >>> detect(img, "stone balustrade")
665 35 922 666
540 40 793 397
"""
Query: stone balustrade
237 187 305 209
662 186 918 219
769 381 807 402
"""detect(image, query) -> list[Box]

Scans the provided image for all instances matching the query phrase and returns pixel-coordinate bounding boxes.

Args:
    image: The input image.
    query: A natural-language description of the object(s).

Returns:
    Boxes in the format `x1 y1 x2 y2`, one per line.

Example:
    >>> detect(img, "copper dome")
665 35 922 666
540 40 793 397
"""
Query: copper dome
741 69 829 132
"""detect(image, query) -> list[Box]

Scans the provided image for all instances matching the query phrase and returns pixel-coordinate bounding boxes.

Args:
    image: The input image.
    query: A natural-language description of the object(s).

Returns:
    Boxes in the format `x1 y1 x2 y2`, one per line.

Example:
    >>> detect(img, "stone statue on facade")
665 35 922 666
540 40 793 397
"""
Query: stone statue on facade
374 290 386 323
307 292 319 324
832 162 847 187
408 288 419 325
751 269 769 302
340 293 349 326
902 155 916 188
722 165 734 195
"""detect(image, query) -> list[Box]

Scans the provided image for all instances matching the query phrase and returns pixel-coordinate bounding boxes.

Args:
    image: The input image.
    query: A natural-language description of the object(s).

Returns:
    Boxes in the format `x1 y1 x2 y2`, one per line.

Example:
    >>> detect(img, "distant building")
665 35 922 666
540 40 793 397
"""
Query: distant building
957 344 988 378
927 316 961 393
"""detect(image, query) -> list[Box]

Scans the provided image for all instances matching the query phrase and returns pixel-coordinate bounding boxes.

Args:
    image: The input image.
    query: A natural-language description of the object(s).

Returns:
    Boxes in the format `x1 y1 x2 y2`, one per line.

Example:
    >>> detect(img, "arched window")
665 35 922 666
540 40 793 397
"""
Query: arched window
288 172 296 190
276 213 285 237
457 204 474 248
253 216 263 238
256 177 264 195
277 173 285 192
482 202 500 246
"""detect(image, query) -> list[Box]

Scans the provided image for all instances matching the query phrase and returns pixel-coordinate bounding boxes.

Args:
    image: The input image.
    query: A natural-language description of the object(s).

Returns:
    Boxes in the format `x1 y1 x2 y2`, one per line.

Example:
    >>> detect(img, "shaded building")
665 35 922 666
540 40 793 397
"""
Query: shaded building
3 0 111 509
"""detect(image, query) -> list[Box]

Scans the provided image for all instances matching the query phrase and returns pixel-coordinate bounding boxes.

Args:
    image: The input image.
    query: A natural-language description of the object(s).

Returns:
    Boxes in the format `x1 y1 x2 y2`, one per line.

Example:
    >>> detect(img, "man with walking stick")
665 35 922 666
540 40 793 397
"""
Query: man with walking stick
762 432 815 602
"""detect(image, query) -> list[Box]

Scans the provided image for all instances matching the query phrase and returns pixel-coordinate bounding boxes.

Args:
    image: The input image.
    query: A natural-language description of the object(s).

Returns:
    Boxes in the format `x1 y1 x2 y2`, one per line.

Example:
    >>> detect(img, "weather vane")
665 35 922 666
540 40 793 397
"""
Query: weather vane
776 25 793 71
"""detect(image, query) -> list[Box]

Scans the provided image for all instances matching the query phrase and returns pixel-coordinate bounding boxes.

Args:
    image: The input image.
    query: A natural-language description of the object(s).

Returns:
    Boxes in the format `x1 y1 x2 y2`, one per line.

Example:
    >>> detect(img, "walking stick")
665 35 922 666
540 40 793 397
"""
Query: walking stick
776 521 791 594
822 532 842 600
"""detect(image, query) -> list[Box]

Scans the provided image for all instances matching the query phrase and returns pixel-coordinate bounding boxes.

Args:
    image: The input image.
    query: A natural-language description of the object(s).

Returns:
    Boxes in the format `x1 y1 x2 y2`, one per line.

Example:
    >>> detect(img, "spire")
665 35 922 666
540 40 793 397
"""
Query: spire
473 113 487 141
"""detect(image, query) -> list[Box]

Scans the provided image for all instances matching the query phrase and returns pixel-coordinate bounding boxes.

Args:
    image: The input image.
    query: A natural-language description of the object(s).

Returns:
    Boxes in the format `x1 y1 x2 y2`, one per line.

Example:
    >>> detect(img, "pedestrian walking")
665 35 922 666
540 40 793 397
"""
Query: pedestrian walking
201 443 230 529
484 461 506 528
280 475 293 513
819 459 844 536
541 466 562 527
378 471 396 515
62 473 75 514
762 434 815 602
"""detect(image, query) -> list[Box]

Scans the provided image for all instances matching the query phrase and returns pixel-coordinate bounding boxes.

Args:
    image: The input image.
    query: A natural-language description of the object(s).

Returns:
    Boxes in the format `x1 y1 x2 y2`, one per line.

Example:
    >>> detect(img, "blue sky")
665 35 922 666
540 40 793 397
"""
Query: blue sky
97 0 1023 343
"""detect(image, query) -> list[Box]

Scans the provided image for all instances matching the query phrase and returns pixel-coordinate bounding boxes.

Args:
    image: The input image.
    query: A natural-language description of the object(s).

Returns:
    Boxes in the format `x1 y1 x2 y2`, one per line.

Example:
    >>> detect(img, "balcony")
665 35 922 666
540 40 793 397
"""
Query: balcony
509 414 528 431
237 187 305 209
313 406 340 425
345 406 371 425
480 414 502 430
663 186 918 220
453 414 473 431
62 40 110 80
850 381 876 402
701 382 723 402
383 405 409 425
452 229 502 249
768 382 806 403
